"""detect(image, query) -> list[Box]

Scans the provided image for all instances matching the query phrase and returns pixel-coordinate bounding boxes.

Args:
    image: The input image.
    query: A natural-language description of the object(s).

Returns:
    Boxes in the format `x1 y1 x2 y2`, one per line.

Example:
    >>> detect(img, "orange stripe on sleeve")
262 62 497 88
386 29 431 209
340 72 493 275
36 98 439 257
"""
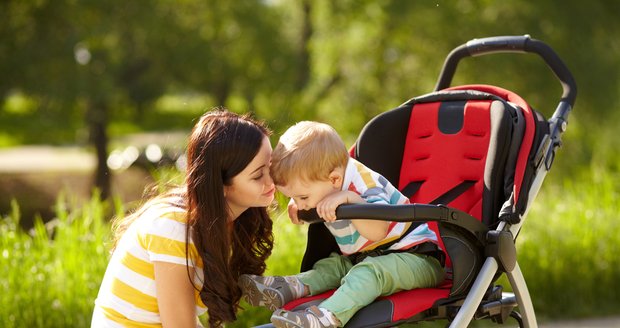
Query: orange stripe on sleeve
121 252 155 280
111 278 159 313
99 306 161 328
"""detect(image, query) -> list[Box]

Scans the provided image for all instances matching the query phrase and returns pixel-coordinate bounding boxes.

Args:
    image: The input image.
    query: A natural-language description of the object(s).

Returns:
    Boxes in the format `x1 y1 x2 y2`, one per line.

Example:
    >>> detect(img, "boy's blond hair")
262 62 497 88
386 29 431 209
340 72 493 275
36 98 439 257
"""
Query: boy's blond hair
271 121 349 186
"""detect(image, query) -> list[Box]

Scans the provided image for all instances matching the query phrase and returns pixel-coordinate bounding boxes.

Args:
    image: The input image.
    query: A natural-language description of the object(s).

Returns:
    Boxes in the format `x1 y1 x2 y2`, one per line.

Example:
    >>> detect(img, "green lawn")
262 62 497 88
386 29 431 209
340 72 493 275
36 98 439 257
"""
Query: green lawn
1 165 618 327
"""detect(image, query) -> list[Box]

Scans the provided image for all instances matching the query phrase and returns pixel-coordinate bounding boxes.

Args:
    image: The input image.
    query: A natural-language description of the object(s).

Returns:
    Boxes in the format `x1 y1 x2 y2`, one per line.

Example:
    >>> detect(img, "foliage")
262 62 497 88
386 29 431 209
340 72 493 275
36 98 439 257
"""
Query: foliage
2 0 619 145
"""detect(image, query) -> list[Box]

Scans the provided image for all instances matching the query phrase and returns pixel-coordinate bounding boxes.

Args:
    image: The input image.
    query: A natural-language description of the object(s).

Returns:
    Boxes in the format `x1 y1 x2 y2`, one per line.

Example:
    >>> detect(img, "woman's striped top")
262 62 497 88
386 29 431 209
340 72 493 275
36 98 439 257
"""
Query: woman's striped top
91 203 206 327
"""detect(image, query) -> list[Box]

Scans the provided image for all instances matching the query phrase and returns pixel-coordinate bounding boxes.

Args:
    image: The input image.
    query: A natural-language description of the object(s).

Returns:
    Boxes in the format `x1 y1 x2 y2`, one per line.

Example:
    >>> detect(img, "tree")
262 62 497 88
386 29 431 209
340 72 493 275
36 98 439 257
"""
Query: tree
0 0 295 199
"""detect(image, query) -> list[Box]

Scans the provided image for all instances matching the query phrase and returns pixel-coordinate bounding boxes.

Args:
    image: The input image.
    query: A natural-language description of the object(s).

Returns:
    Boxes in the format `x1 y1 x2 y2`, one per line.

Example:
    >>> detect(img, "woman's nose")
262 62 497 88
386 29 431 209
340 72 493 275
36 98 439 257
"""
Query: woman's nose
265 173 274 187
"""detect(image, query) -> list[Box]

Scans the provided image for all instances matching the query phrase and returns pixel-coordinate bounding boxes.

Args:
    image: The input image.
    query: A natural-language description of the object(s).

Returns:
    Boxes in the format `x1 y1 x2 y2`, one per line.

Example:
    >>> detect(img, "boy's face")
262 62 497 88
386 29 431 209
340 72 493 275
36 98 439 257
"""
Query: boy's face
277 177 340 210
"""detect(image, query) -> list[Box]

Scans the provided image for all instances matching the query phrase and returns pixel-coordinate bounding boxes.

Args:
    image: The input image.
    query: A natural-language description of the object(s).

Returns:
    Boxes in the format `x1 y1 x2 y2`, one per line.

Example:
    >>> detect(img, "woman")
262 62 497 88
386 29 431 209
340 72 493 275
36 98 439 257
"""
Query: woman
92 109 276 327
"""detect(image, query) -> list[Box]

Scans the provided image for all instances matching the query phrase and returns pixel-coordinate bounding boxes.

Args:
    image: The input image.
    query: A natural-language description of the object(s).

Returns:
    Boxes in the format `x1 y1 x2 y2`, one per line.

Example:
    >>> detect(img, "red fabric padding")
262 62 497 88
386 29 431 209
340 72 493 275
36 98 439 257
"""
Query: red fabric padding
349 144 356 157
398 100 491 219
446 85 535 204
387 286 451 321
282 290 336 311
283 286 451 321
397 96 495 269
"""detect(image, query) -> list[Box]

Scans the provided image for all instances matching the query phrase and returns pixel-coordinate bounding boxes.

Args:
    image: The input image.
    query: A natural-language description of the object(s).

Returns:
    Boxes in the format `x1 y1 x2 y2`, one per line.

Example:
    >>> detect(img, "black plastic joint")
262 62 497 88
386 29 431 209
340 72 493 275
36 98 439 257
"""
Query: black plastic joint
485 231 517 272
499 212 521 224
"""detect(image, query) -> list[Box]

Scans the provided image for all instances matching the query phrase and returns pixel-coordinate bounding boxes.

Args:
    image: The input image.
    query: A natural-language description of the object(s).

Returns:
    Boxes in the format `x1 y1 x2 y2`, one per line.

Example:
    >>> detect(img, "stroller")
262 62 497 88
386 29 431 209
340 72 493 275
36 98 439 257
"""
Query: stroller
271 35 576 328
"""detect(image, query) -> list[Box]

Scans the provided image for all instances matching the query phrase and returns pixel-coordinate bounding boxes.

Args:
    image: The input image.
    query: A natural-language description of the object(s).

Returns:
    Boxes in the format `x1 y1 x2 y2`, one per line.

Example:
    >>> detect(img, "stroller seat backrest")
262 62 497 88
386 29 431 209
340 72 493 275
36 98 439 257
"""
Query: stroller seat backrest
355 85 546 227
352 85 548 295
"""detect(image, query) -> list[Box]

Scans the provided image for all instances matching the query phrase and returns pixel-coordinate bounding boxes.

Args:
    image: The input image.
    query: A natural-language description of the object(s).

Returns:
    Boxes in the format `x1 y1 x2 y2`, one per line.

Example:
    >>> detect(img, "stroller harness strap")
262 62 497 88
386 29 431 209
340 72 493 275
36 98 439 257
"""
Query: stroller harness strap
401 180 477 205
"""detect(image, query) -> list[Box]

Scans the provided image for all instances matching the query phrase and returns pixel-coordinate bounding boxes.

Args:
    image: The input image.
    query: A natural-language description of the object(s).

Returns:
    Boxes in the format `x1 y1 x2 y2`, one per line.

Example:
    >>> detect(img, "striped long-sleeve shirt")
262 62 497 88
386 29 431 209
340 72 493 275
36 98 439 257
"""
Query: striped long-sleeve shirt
92 203 206 327
325 158 439 255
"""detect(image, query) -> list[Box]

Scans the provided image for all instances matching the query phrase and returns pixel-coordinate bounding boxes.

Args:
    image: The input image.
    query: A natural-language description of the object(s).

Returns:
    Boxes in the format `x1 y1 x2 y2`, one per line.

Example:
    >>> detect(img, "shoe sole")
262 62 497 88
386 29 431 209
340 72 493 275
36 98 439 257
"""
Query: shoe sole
271 314 304 328
239 275 284 311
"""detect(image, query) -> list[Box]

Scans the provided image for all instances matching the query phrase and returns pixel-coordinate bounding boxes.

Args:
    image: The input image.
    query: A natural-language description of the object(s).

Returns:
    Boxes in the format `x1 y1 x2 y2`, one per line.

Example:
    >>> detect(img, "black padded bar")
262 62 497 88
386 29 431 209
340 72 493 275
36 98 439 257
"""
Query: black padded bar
434 35 577 110
298 204 489 245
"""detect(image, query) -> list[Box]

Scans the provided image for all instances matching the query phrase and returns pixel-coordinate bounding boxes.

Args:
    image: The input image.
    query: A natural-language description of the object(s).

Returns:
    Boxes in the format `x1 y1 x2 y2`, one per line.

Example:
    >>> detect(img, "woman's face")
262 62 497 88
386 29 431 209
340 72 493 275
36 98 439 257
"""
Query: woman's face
224 136 275 220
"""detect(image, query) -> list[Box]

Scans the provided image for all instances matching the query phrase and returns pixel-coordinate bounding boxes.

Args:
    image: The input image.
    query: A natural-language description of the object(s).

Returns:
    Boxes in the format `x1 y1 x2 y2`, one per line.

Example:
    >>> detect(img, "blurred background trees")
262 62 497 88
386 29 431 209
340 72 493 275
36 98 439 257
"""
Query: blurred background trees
2 1 620 326
3 0 618 150
2 0 619 223
1 0 617 226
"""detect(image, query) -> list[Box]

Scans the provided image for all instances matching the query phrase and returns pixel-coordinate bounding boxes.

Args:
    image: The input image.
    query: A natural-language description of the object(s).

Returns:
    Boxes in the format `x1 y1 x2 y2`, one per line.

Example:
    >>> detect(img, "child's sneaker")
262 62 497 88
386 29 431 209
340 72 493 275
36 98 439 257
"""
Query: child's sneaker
271 306 339 328
238 274 300 311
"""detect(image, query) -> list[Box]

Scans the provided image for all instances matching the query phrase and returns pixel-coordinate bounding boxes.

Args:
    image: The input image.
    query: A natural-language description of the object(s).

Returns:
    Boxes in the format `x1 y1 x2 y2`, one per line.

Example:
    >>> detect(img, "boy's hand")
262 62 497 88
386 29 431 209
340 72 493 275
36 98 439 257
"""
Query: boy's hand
287 199 303 225
316 191 364 222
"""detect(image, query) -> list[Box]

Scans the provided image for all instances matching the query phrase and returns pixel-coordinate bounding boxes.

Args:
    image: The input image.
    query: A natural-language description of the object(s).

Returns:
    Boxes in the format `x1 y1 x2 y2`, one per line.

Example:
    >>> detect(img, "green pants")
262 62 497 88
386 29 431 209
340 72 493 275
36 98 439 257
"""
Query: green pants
297 252 445 326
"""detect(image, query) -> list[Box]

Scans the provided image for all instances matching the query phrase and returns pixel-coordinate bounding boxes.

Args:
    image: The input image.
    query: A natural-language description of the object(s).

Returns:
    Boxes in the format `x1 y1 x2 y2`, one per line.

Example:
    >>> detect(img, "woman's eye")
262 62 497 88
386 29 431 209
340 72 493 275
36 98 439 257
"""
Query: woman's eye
253 174 264 181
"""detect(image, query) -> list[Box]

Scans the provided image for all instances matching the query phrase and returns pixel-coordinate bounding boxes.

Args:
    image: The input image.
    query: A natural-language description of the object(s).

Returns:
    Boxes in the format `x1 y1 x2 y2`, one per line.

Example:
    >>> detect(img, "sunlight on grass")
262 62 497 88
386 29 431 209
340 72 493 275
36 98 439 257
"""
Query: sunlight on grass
0 193 117 327
518 167 620 319
1 164 618 326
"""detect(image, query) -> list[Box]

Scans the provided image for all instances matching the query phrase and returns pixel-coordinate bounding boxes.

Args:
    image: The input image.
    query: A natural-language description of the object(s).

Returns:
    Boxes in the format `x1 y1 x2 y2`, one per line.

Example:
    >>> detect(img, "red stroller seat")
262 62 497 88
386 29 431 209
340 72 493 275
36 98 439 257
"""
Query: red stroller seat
284 35 577 328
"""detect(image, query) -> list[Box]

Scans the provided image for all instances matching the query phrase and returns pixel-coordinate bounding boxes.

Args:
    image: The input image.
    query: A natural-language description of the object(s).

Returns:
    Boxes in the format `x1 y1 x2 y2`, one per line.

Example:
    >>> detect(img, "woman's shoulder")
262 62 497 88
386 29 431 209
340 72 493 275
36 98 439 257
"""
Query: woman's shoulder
136 201 189 234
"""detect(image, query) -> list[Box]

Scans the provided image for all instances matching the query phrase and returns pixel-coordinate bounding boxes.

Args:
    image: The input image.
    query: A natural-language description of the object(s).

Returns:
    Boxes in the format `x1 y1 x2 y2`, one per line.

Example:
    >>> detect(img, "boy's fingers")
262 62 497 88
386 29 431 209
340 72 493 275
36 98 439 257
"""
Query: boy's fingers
287 201 304 224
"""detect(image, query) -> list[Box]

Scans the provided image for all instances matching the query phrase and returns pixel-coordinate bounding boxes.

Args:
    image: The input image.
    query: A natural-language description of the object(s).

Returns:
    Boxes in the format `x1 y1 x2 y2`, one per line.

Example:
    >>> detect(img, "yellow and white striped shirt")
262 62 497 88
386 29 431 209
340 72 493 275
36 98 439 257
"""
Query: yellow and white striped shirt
92 204 206 327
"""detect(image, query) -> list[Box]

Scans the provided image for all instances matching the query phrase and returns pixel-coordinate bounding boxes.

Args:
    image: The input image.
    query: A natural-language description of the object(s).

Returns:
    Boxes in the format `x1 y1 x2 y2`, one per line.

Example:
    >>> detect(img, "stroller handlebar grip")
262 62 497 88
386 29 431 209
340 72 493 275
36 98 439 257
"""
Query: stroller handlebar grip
466 35 530 55
298 204 430 223
435 35 577 108
298 204 489 244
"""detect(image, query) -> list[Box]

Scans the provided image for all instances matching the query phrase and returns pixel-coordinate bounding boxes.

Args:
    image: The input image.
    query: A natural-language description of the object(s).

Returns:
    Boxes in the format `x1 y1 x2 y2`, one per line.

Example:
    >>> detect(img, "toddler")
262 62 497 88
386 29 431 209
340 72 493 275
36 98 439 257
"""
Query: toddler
240 121 445 328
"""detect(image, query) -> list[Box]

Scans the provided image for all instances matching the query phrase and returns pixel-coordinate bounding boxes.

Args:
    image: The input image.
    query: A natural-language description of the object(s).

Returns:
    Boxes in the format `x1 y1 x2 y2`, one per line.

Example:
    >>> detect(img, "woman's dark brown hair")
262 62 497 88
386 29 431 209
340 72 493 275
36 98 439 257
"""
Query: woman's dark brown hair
111 109 273 326
185 109 273 326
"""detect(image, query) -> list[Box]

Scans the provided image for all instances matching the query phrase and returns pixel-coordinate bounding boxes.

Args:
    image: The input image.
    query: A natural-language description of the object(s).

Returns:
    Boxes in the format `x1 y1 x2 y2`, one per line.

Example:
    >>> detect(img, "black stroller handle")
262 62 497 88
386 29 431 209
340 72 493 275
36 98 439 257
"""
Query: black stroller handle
298 203 489 245
434 35 577 108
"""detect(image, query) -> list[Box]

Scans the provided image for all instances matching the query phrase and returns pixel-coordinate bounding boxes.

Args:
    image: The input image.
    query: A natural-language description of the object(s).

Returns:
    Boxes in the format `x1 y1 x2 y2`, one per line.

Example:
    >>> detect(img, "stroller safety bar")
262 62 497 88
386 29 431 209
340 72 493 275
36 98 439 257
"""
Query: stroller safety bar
298 204 489 245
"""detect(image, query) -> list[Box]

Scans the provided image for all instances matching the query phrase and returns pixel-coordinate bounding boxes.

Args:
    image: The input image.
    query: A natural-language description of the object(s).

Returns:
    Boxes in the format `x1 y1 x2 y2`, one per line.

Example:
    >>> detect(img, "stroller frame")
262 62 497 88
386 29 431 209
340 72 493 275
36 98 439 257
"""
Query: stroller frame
286 35 577 328
432 34 576 328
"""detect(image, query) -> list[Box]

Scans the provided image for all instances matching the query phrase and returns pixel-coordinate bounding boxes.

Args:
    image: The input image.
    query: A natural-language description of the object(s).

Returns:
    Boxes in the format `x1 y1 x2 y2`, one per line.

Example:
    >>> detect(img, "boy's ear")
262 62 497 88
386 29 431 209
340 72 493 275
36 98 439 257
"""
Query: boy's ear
328 169 343 187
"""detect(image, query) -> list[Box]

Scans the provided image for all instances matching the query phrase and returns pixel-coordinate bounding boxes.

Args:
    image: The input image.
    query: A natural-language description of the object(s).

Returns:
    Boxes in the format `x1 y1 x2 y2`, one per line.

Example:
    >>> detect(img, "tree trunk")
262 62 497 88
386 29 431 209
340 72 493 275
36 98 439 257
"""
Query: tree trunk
87 99 111 200
297 0 313 90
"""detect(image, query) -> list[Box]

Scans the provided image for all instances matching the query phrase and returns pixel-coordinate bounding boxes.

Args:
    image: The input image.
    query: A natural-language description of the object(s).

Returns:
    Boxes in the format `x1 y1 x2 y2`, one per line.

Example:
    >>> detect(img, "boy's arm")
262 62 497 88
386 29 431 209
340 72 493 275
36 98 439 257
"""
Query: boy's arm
316 191 389 242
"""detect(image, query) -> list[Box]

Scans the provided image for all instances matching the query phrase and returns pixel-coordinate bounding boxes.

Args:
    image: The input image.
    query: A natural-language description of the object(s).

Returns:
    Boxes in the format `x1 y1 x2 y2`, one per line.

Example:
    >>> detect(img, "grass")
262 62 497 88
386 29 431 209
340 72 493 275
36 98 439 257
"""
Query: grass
0 192 117 328
0 188 306 327
1 163 619 327
518 167 620 319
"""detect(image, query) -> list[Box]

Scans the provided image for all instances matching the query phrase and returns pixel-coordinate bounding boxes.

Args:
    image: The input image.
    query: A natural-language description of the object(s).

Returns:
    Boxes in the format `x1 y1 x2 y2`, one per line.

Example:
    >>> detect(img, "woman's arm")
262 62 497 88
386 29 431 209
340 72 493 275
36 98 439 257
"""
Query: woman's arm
154 261 200 328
